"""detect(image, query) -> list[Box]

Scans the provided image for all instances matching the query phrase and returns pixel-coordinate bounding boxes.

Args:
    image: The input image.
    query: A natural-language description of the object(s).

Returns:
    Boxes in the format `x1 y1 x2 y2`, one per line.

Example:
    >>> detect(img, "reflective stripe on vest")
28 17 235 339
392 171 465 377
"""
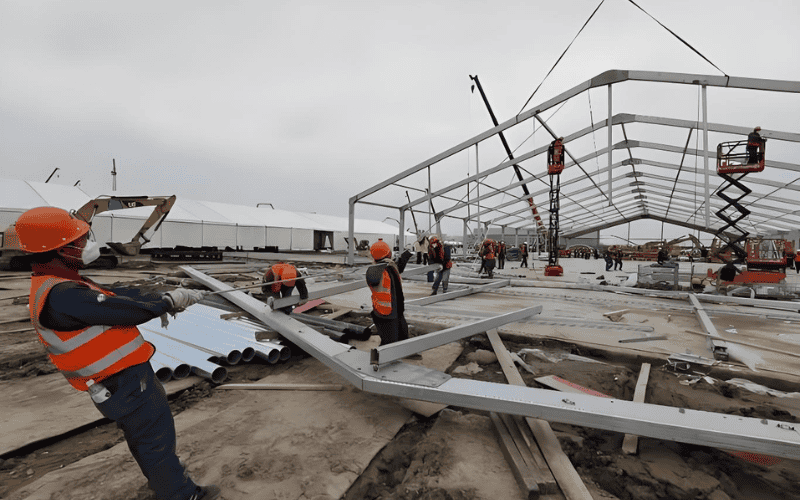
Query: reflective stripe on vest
30 275 154 391
369 269 392 316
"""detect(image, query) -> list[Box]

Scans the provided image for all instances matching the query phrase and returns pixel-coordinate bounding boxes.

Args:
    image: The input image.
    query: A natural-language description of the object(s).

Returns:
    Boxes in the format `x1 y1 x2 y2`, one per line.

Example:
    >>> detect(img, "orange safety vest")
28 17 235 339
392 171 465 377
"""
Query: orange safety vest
30 275 154 391
368 267 393 316
269 264 297 292
553 142 563 164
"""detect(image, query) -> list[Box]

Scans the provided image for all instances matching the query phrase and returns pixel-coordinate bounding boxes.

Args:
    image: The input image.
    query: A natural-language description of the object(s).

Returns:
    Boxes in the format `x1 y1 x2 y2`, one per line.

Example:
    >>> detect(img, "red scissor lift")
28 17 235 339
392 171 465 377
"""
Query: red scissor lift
712 140 789 284
545 140 564 276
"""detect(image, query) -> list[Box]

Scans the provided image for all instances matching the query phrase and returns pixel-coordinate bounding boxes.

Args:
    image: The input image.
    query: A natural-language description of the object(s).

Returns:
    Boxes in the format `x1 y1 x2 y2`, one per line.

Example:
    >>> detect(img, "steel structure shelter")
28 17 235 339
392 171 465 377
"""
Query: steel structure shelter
347 70 800 265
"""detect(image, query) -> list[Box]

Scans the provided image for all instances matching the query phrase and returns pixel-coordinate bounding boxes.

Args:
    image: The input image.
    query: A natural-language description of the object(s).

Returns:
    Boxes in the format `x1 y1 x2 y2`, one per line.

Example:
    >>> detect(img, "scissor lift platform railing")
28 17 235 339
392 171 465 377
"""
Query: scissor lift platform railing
182 266 800 460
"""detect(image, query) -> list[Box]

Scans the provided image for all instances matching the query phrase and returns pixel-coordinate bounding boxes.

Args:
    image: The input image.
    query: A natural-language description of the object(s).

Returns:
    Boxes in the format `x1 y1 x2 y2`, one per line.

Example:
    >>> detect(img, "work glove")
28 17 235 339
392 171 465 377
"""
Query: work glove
163 288 207 314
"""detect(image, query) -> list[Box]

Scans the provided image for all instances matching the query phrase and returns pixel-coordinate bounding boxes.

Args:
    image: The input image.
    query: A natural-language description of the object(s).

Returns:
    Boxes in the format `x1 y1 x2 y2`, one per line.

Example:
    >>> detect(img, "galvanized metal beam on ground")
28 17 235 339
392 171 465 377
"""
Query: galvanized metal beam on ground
405 279 510 306
404 305 655 333
272 264 440 310
370 306 542 367
688 293 728 360
622 363 651 455
181 266 800 461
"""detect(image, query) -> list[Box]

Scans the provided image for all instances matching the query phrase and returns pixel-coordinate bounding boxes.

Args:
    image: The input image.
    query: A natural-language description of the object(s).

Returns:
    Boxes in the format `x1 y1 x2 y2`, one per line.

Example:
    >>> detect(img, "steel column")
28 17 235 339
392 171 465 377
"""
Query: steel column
702 84 710 227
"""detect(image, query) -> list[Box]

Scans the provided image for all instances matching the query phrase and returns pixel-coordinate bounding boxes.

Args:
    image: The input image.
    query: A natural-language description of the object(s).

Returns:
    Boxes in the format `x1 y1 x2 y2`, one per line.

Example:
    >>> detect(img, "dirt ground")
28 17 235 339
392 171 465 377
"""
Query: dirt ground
3 257 800 500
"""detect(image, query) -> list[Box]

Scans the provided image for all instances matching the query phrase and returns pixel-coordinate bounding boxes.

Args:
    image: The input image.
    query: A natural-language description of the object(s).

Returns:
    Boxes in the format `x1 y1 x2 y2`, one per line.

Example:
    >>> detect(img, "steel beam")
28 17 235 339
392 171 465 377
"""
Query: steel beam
405 279 510 306
370 306 542 367
272 264 439 310
181 266 800 460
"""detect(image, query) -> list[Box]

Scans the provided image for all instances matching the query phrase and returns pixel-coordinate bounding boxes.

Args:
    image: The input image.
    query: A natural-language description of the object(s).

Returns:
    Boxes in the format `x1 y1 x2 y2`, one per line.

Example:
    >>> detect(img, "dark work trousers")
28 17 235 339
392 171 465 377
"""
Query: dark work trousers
372 314 409 345
520 255 528 268
498 256 505 269
795 260 800 273
483 258 496 278
93 362 196 500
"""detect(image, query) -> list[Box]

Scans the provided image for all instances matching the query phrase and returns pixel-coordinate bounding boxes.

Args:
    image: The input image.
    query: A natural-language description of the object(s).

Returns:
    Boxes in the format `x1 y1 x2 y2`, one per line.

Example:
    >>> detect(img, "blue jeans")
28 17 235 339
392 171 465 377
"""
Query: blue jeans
433 267 450 292
93 362 197 500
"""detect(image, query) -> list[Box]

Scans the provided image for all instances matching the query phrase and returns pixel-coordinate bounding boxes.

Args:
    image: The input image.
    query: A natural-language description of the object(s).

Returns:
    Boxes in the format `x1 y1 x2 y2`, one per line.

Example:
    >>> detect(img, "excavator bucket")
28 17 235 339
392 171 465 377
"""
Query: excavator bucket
106 240 143 257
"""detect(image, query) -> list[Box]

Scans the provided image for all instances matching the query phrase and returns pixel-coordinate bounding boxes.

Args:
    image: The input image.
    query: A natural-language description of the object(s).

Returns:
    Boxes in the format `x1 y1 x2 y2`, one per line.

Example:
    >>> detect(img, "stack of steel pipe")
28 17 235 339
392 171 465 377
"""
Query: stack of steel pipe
140 327 228 383
150 350 192 383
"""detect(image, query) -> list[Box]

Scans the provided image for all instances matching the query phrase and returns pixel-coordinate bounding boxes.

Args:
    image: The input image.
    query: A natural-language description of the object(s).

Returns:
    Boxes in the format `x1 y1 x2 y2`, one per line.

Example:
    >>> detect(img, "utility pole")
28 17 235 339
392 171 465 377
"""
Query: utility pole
112 159 117 192
45 168 60 183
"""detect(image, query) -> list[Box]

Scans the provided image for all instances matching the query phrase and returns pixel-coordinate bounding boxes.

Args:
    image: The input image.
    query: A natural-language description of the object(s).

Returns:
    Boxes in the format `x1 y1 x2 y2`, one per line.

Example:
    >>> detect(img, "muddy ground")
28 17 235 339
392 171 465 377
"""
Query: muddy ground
2 262 800 500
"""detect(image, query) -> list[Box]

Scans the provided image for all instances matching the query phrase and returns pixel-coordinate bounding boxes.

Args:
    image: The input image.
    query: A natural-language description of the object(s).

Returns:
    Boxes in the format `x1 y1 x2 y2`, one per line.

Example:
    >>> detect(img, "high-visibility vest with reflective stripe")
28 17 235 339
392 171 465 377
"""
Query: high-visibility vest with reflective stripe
553 143 563 164
30 275 155 392
368 268 393 316
270 264 297 292
747 133 762 148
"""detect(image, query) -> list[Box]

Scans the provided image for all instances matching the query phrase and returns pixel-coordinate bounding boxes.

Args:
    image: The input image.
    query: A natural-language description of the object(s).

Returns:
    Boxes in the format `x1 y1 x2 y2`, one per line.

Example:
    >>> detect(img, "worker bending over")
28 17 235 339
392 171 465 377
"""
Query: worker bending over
366 239 412 345
479 239 496 278
262 262 308 313
428 235 452 295
16 207 219 500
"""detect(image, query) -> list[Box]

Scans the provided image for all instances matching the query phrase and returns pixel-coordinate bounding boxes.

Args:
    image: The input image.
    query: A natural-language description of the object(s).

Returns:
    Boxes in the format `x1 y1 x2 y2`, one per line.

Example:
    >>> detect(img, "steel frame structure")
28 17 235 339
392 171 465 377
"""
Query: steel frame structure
183 266 800 460
347 70 800 265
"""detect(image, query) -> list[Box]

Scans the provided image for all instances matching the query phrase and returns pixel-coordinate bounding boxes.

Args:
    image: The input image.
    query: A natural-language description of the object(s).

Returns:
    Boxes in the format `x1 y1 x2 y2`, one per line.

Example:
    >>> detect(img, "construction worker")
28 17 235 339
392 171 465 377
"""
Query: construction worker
15 207 219 500
497 241 506 269
548 137 565 174
428 236 452 295
479 239 496 278
657 246 669 265
747 126 766 164
262 262 309 313
520 242 529 268
794 250 800 274
365 239 412 345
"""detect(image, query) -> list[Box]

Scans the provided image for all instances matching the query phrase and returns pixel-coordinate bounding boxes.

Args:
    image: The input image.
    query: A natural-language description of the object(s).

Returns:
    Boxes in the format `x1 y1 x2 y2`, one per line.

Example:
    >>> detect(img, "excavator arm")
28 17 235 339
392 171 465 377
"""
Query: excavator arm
73 195 177 256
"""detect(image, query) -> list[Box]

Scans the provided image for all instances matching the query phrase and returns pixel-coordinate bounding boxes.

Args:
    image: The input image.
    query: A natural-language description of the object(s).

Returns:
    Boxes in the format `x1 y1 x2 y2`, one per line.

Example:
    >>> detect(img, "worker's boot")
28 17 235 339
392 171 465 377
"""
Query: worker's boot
431 289 437 296
188 485 221 500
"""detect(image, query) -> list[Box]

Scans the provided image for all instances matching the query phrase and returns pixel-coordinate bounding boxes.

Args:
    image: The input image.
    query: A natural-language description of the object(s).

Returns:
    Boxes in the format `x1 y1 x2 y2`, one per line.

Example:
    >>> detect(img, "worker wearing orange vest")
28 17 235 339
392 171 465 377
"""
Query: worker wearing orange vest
479 239 496 279
548 137 565 174
427 236 452 295
365 239 412 345
262 262 309 313
16 207 219 500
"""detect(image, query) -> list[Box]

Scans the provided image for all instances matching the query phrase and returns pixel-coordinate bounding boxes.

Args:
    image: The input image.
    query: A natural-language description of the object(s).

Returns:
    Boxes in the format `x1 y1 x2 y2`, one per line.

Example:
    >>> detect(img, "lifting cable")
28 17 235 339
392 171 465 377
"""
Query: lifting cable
517 0 605 115
627 0 728 78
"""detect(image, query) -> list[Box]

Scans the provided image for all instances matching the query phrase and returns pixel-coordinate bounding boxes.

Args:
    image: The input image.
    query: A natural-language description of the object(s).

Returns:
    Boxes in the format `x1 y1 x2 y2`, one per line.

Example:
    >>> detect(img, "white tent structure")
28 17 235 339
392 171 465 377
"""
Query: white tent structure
1 179 407 253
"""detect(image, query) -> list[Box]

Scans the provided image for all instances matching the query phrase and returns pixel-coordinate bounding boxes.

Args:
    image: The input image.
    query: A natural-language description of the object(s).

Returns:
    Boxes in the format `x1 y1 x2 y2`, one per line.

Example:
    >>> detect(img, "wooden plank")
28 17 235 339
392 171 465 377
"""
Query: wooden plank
622 363 651 455
217 383 343 391
292 298 326 314
618 334 668 343
535 375 612 399
489 412 540 500
0 317 31 326
486 329 594 500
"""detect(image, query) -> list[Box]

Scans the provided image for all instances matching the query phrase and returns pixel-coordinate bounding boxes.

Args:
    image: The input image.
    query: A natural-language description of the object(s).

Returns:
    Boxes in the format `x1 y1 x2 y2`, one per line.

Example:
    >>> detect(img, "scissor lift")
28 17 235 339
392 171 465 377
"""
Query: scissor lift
545 141 564 276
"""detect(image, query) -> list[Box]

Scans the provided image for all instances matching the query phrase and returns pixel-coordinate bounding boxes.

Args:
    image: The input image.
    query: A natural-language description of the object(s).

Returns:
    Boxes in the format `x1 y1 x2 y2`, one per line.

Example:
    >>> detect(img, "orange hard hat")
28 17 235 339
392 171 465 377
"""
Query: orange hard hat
370 239 391 260
15 207 90 253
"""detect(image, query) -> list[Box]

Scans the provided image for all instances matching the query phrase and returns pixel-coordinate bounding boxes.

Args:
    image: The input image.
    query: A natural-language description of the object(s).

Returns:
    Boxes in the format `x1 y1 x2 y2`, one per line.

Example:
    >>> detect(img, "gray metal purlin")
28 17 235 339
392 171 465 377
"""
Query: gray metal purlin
272 263 439 310
181 266 800 460
371 306 542 366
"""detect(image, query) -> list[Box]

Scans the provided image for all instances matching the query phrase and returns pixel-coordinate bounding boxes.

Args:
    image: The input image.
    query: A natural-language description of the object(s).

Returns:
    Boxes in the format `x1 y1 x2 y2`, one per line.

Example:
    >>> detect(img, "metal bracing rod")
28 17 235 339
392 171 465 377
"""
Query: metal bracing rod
183 266 800 461
370 306 543 367
405 279 510 307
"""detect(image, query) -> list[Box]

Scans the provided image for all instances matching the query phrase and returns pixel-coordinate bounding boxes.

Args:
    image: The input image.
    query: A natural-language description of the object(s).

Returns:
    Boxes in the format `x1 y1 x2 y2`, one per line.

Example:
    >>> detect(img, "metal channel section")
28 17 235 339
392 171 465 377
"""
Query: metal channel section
371 306 542 367
688 293 730 360
272 263 439 310
181 266 800 460
405 279 510 306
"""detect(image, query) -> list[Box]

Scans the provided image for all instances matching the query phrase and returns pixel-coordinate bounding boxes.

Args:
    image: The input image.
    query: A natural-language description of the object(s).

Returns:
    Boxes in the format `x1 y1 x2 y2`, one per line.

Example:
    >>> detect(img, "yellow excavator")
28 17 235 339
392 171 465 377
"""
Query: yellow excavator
0 195 176 270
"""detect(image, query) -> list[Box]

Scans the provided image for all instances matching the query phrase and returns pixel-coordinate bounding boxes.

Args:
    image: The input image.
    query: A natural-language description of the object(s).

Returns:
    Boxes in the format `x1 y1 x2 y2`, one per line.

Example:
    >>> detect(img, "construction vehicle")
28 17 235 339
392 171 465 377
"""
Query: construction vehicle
709 138 795 287
545 139 564 276
0 195 176 270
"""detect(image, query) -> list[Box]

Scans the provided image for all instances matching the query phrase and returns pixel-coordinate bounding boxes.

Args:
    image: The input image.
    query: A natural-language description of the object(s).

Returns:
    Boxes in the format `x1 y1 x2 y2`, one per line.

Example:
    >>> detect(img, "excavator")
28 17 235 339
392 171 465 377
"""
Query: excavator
0 195 176 270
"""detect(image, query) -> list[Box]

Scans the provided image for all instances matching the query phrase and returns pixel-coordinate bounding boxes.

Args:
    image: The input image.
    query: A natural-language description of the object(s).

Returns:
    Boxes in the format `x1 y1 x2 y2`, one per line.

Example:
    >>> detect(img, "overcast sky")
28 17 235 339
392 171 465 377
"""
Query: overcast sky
2 0 798 244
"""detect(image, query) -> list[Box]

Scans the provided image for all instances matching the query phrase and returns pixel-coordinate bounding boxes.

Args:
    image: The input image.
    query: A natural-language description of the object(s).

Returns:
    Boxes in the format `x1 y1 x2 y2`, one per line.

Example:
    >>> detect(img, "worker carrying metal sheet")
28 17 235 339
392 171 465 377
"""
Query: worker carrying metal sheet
365 239 412 346
262 262 309 313
15 206 220 500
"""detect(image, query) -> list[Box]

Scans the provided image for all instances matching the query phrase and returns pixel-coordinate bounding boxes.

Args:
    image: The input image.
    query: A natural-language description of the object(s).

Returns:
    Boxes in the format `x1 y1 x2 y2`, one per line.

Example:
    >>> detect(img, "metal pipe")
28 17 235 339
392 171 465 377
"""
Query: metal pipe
151 350 192 380
153 320 244 365
140 327 228 383
149 356 174 383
